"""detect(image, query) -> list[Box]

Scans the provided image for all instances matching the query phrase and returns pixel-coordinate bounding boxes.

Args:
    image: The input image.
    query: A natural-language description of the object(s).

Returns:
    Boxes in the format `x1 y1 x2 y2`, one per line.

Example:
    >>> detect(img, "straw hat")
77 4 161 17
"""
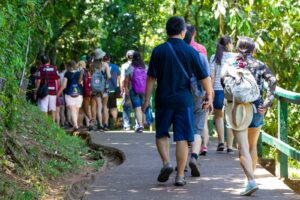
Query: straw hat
94 48 106 60
225 103 253 131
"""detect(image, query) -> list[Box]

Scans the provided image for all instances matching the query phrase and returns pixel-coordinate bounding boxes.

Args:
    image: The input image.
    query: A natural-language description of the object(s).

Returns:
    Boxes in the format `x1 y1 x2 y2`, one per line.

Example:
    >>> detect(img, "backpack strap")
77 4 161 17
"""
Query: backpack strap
166 42 190 80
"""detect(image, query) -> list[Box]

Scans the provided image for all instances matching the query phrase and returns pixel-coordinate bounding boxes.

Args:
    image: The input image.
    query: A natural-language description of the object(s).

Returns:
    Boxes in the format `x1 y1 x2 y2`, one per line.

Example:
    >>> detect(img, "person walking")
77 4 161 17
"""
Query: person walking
142 16 213 186
57 61 83 133
78 60 92 128
222 36 276 196
35 55 60 122
120 50 134 131
183 27 210 177
186 24 210 156
124 51 147 133
90 49 111 131
103 54 120 130
210 35 235 153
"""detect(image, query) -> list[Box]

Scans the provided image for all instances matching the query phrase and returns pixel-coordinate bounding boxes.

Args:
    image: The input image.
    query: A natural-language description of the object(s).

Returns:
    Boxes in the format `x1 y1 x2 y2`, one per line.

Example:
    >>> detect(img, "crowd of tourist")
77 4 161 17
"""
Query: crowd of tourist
26 15 276 196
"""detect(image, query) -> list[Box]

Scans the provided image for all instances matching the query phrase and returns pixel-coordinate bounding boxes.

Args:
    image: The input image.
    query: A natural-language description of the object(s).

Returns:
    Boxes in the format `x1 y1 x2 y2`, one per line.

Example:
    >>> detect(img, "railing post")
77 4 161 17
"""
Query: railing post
257 132 263 158
277 99 288 178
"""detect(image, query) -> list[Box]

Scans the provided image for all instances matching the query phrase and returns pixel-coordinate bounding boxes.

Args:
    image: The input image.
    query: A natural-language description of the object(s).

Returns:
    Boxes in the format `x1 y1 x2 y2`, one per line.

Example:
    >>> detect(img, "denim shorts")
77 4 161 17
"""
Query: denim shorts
155 106 194 142
194 96 207 135
129 89 145 108
248 112 264 128
213 90 224 110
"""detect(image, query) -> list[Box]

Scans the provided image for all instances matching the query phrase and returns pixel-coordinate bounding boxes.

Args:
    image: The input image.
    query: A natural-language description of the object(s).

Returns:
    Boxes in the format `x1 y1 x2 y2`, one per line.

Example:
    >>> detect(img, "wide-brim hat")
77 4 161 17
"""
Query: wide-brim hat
225 103 253 131
94 48 106 60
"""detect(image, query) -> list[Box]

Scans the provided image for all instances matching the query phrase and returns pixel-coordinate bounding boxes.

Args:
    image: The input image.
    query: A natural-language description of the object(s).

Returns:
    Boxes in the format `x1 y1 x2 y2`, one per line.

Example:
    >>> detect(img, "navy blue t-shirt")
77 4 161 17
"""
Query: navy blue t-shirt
148 38 209 109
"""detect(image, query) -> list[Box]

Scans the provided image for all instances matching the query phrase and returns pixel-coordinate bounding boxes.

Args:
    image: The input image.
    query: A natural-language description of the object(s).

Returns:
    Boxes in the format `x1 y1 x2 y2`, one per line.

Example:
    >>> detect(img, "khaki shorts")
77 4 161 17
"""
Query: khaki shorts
38 95 57 112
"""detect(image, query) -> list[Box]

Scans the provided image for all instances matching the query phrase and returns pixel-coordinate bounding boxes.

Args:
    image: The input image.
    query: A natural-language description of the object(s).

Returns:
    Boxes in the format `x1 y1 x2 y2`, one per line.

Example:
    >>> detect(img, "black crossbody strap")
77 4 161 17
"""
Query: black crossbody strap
166 42 190 79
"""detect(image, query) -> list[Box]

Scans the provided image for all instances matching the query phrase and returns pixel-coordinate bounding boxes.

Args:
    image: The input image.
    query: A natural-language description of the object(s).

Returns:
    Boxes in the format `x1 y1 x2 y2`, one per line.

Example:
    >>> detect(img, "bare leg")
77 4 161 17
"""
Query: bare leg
226 128 234 149
233 129 255 181
248 127 261 172
55 106 60 126
135 107 143 126
110 107 118 126
102 96 109 126
176 141 189 177
214 109 224 144
91 97 97 122
201 113 209 150
68 105 79 129
191 134 202 155
96 97 103 127
83 97 92 121
156 137 170 165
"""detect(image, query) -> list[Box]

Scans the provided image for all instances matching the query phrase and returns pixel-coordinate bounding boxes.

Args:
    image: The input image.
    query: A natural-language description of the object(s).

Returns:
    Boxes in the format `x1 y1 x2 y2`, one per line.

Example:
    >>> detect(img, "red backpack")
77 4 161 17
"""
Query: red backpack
82 69 91 97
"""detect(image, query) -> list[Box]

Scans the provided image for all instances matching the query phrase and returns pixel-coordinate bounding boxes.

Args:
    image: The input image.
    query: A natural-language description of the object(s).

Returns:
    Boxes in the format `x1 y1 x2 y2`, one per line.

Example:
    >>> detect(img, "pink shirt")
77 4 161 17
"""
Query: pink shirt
190 40 207 57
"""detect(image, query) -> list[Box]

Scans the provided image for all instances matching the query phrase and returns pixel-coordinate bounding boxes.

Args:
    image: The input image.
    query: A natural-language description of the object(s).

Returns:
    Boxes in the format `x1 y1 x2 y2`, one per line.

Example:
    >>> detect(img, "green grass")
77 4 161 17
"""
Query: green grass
0 99 103 199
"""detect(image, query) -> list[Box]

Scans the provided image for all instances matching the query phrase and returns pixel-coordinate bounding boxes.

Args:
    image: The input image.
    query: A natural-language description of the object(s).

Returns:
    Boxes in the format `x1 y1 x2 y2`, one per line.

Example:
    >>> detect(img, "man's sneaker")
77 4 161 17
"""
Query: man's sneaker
174 176 186 186
227 148 234 154
157 163 173 182
135 126 144 133
124 127 131 131
240 181 258 196
189 157 200 177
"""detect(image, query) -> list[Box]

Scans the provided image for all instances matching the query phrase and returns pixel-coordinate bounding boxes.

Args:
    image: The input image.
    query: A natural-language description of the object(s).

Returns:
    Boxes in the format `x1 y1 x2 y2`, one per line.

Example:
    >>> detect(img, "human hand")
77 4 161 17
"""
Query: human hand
258 106 267 115
142 99 150 113
202 94 213 113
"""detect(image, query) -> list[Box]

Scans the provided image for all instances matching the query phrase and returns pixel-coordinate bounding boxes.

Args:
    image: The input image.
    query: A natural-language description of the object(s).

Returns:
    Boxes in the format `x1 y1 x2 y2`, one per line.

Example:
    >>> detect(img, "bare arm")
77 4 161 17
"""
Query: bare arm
57 78 67 97
201 76 214 111
142 76 156 112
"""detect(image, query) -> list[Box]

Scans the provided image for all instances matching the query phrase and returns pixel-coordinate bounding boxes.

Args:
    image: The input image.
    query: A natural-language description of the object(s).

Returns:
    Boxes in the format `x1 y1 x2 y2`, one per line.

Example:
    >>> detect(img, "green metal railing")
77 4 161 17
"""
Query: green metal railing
257 86 300 178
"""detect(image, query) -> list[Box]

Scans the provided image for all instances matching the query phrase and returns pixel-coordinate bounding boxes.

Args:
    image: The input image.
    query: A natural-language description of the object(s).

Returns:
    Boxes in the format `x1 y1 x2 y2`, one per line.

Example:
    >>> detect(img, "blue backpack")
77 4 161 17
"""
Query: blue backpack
67 73 81 97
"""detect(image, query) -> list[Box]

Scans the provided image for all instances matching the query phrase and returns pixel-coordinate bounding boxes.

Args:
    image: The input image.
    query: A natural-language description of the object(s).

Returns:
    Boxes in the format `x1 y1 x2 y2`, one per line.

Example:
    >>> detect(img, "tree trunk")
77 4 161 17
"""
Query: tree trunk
184 0 193 22
194 3 203 40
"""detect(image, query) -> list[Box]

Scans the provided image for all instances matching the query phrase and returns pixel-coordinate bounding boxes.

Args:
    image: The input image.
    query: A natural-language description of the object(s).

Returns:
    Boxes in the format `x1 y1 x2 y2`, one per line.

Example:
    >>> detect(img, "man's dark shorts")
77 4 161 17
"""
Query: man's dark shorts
155 106 194 142
108 92 117 109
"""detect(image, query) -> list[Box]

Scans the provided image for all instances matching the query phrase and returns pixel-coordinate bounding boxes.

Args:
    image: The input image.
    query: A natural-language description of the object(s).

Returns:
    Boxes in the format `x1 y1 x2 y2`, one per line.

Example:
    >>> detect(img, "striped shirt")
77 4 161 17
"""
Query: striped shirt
210 52 237 91
36 64 59 95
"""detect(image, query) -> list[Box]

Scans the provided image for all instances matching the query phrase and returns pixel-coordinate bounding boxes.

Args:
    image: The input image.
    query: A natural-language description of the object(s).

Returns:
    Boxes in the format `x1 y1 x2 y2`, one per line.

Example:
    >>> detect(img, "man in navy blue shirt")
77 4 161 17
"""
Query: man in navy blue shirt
142 16 213 186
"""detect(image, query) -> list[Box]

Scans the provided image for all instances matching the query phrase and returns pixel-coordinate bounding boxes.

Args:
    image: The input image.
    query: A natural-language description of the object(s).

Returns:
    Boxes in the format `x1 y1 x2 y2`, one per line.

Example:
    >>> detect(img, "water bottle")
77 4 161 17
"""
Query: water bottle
145 106 154 126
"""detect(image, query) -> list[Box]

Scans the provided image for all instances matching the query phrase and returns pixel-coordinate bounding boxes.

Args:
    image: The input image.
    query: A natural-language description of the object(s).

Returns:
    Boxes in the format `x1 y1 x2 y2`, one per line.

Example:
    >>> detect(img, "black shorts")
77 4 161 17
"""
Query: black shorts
108 92 117 109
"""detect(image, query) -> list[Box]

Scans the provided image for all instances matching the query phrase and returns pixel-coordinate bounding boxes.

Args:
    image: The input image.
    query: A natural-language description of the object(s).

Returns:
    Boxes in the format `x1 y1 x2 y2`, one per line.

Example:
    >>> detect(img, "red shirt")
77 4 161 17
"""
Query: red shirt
36 64 59 95
190 40 207 57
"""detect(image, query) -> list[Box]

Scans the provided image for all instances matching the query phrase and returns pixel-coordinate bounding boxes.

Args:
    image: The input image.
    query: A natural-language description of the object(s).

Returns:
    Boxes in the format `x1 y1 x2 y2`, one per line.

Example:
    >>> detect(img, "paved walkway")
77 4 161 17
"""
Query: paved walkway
83 132 300 200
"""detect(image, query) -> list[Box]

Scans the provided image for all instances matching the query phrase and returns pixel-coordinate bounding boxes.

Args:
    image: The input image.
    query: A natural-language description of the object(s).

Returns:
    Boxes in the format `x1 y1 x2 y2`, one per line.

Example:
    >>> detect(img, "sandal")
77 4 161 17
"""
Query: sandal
216 143 225 152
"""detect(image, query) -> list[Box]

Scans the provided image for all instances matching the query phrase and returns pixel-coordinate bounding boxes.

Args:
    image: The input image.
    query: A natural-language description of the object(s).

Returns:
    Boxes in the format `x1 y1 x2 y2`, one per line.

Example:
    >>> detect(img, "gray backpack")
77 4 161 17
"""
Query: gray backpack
91 69 106 93
221 61 260 103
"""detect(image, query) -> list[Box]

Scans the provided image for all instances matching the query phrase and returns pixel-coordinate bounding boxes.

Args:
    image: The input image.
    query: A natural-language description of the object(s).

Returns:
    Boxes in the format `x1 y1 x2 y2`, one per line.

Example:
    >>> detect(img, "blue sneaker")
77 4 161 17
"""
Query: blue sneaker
240 181 258 196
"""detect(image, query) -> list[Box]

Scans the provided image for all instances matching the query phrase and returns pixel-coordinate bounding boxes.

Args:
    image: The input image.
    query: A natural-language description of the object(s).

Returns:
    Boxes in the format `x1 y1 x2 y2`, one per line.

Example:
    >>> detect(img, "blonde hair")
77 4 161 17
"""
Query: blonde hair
78 61 86 70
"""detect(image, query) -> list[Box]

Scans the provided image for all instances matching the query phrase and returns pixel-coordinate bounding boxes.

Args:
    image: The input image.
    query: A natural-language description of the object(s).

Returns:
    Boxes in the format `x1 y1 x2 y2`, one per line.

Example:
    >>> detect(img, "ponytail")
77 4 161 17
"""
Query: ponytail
213 35 232 65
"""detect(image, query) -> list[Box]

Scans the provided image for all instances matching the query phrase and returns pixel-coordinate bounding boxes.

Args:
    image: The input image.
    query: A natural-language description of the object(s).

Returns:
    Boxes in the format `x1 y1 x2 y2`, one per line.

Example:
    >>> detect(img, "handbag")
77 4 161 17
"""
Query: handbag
166 42 201 97
37 67 49 99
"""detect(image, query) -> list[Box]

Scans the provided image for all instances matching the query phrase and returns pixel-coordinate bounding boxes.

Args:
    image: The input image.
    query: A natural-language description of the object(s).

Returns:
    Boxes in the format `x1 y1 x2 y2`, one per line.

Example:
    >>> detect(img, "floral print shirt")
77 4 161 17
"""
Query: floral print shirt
245 56 277 108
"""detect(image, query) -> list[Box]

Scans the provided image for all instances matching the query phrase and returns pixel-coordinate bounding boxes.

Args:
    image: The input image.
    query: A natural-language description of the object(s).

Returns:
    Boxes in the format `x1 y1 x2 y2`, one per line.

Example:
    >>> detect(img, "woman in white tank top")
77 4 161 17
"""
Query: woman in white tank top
210 36 236 153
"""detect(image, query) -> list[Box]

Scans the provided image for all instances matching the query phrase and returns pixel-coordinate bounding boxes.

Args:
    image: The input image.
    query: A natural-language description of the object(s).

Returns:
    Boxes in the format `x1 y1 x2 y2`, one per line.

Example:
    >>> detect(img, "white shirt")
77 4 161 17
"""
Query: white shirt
210 52 237 91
